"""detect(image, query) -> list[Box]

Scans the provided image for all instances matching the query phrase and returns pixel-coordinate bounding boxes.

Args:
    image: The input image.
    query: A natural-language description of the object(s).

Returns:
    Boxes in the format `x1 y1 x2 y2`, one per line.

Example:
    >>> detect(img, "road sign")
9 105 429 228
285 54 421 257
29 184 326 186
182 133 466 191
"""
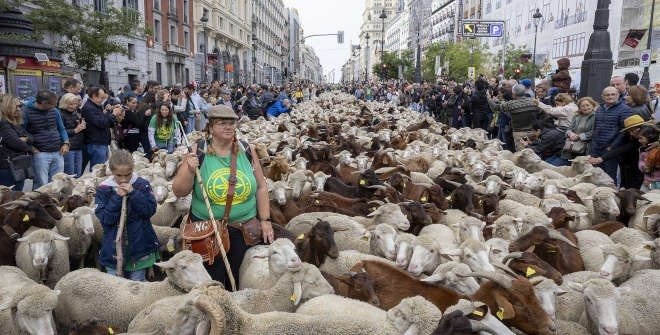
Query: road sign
468 67 475 79
640 49 651 67
462 21 505 38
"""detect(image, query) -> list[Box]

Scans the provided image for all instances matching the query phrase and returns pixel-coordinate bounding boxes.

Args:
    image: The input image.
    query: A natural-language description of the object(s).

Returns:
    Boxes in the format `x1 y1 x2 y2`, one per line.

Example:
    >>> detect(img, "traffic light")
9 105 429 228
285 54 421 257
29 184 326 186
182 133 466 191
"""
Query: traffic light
337 31 344 44
381 63 387 78
514 68 521 79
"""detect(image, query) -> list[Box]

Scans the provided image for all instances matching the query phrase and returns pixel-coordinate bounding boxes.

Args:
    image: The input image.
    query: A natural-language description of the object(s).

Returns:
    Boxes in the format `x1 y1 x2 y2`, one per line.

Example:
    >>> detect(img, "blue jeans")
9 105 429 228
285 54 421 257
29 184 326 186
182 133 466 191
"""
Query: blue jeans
0 168 24 191
63 149 83 177
545 155 570 166
186 116 195 134
33 151 63 189
87 144 108 170
105 268 146 281
156 141 175 154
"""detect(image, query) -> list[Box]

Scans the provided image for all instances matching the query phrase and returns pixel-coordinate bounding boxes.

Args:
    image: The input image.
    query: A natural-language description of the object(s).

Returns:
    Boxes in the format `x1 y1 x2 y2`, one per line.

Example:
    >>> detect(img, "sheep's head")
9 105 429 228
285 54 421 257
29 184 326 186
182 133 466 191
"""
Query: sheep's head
407 240 441 276
71 206 96 236
598 244 649 283
367 224 398 260
444 239 495 273
567 279 630 335
156 250 212 292
167 294 210 335
290 263 334 306
0 284 59 335
17 229 69 269
368 203 410 231
268 238 301 277
421 261 480 295
531 277 567 321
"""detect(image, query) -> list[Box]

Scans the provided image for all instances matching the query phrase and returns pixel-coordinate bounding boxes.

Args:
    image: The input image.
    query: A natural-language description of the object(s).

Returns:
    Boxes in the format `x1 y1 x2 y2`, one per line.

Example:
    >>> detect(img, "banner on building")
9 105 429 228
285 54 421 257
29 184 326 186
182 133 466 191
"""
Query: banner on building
622 29 647 48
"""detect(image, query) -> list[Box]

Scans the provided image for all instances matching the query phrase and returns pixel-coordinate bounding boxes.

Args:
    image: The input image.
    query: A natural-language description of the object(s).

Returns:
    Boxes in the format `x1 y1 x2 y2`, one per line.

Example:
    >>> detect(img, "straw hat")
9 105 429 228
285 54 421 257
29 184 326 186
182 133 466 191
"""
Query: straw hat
620 114 654 132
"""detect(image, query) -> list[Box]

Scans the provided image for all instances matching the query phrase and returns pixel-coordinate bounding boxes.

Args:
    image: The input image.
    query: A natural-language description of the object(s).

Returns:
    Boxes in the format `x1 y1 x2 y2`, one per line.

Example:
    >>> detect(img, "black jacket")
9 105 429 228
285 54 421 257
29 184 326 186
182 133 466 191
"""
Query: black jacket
0 120 34 169
530 127 565 159
60 109 85 150
470 90 491 115
82 100 117 145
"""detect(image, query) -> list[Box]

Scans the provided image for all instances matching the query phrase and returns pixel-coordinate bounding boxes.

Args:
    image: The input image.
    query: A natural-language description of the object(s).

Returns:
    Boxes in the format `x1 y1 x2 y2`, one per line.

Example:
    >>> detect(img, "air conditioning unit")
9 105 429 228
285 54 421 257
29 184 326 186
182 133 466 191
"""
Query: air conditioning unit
34 53 49 62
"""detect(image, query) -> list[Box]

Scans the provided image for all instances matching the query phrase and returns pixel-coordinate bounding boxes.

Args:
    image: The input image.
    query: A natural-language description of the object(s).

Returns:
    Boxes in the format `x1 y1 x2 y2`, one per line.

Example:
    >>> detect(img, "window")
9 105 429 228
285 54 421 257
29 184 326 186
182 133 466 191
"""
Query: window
156 63 162 83
154 0 160 10
94 0 107 12
154 19 161 42
219 17 224 30
170 25 177 44
184 31 189 49
495 0 501 9
183 0 189 23
127 43 136 60
122 0 137 10
552 32 587 58
169 0 176 13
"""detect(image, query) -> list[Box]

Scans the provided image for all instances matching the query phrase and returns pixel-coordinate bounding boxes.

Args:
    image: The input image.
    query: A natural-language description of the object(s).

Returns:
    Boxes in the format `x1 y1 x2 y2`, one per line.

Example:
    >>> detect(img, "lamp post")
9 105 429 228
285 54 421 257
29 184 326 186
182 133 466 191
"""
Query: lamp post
579 0 613 99
365 32 370 82
413 23 422 83
200 11 209 84
640 0 655 89
532 8 542 85
379 9 387 79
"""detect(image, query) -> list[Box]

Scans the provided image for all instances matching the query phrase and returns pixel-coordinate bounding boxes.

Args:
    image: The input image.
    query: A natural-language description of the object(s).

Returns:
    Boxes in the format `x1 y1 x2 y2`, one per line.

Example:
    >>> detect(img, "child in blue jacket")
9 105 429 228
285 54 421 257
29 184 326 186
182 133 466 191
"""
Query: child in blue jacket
94 149 159 281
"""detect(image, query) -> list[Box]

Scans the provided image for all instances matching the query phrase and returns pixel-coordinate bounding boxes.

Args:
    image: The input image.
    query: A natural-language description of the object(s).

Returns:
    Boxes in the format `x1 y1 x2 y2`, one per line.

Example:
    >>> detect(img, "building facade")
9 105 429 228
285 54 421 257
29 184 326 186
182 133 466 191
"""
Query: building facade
144 0 195 87
194 0 252 85
359 0 398 80
384 6 409 53
251 0 287 85
301 45 323 82
288 7 303 81
428 0 457 44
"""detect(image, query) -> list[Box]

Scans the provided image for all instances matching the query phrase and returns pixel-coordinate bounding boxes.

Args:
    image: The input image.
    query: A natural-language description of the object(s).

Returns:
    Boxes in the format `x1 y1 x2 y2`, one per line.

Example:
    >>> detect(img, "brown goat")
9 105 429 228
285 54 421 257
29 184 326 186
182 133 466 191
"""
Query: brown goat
547 207 573 229
68 318 113 335
402 182 431 203
399 201 434 235
263 156 291 181
62 194 90 212
350 260 464 311
503 251 563 285
467 271 555 335
616 188 646 226
295 219 339 267
371 150 397 170
590 221 626 236
0 199 59 266
509 226 584 274
321 270 380 306
401 156 430 173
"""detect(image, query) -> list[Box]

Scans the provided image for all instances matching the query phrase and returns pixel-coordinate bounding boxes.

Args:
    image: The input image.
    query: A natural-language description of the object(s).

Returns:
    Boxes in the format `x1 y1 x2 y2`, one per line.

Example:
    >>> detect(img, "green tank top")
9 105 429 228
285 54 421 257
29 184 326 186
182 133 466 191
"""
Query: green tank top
191 149 257 222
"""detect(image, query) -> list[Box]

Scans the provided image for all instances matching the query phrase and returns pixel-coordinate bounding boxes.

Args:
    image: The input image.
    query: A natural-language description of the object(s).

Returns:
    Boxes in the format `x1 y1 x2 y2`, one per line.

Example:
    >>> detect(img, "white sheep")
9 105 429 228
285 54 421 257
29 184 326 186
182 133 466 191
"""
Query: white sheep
36 172 75 201
394 232 416 269
269 179 293 205
353 203 411 231
441 238 496 273
296 294 442 335
450 216 486 242
152 225 181 255
444 299 517 335
319 250 396 276
581 186 620 223
569 278 660 335
502 188 542 207
598 243 652 284
407 224 457 276
530 276 568 321
239 238 301 290
230 262 334 314
286 213 370 253
127 288 210 335
150 177 171 204
609 227 653 249
0 266 60 335
56 206 96 270
366 223 399 260
53 250 212 332
620 269 660 298
629 201 660 235
15 229 70 288
488 215 522 241
574 229 614 272
555 271 600 322
483 233 507 258
497 199 552 229
151 193 191 227
420 261 481 295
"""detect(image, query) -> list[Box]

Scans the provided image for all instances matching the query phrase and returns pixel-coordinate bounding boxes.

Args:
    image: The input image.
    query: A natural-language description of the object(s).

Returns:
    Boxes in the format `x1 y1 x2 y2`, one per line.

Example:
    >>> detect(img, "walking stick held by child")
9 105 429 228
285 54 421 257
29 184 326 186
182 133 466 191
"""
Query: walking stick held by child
115 196 128 277
177 121 237 291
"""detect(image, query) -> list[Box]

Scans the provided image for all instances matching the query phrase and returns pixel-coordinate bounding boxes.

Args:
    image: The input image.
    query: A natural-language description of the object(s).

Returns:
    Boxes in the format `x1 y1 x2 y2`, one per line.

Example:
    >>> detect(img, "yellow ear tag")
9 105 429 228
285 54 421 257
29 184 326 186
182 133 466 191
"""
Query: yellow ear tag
167 239 175 253
446 196 452 201
290 293 297 302
361 235 369 241
496 307 504 320
58 206 64 211
314 199 320 205
420 196 428 202
22 215 29 222
297 234 305 240
525 266 537 277
108 328 115 335
472 310 484 317
479 199 484 206
644 244 653 250
359 179 366 185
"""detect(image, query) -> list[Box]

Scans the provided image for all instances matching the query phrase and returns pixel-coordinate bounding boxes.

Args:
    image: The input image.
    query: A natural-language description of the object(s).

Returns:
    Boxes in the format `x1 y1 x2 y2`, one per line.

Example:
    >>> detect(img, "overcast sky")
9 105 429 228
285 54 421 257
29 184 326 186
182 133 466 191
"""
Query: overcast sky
283 0 365 83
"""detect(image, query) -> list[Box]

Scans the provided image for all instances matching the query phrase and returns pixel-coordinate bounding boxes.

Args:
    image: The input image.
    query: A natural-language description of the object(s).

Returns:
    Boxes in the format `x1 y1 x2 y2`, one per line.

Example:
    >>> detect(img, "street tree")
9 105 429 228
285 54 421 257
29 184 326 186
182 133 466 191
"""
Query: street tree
24 0 143 87
494 44 542 80
422 40 489 82
372 50 413 81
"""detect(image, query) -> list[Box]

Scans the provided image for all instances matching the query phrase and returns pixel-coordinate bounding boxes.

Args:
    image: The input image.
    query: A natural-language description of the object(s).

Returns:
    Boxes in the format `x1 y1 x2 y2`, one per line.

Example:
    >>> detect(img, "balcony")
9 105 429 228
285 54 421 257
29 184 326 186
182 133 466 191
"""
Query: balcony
167 43 188 57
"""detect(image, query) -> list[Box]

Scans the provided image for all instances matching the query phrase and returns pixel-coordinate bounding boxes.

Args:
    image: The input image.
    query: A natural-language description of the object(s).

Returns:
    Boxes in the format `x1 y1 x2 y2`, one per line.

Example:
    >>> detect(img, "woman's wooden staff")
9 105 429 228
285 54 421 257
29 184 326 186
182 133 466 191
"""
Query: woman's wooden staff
177 121 236 291
115 196 128 277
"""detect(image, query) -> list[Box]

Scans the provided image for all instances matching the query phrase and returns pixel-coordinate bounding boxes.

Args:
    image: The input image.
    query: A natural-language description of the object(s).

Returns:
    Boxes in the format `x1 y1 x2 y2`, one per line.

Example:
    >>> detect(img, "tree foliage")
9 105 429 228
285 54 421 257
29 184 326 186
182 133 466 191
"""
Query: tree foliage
25 0 142 71
422 40 489 82
372 50 414 80
493 44 542 80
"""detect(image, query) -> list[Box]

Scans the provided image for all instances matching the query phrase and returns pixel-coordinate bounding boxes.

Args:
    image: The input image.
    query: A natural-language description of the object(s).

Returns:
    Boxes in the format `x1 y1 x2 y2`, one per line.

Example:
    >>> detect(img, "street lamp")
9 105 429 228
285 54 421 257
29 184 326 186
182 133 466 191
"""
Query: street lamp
200 11 209 84
379 9 387 78
532 8 542 84
365 32 370 82
413 23 422 83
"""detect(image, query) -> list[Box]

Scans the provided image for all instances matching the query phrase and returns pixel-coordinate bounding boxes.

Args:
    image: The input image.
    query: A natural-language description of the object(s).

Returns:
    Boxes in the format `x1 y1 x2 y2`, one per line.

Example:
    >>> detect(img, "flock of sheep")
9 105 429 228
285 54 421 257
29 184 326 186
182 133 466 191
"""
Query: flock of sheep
0 92 659 335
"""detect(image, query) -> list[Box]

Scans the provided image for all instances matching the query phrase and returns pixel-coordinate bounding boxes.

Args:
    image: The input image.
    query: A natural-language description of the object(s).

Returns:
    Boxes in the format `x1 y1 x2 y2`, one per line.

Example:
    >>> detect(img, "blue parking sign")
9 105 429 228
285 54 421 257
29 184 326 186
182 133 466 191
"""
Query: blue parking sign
490 23 503 37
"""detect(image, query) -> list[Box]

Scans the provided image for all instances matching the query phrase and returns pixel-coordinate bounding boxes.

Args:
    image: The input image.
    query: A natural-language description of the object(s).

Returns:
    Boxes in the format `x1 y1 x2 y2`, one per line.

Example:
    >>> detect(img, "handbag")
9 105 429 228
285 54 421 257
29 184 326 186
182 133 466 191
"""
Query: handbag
229 217 262 246
7 154 34 181
563 139 586 154
181 141 239 265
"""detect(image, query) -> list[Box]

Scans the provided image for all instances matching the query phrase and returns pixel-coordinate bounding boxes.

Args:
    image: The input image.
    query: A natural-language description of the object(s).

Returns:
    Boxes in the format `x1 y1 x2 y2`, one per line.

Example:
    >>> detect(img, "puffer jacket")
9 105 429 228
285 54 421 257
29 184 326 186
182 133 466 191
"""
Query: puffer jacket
0 120 34 169
60 108 85 150
591 100 633 156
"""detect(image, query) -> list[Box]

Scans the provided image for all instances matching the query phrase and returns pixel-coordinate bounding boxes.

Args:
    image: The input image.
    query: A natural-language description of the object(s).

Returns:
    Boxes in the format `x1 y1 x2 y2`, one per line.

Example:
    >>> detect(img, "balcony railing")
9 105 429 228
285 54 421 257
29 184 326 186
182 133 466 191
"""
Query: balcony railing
167 43 188 56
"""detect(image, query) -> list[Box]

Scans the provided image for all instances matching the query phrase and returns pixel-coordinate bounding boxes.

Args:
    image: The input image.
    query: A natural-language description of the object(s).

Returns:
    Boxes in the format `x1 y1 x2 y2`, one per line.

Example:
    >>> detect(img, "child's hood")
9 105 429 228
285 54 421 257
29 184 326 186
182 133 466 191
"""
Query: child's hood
99 173 139 188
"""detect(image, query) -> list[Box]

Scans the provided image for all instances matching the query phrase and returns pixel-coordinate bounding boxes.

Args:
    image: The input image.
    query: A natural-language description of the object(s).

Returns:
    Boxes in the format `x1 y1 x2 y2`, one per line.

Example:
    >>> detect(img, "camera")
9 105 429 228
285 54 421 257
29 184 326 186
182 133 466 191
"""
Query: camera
522 136 529 141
